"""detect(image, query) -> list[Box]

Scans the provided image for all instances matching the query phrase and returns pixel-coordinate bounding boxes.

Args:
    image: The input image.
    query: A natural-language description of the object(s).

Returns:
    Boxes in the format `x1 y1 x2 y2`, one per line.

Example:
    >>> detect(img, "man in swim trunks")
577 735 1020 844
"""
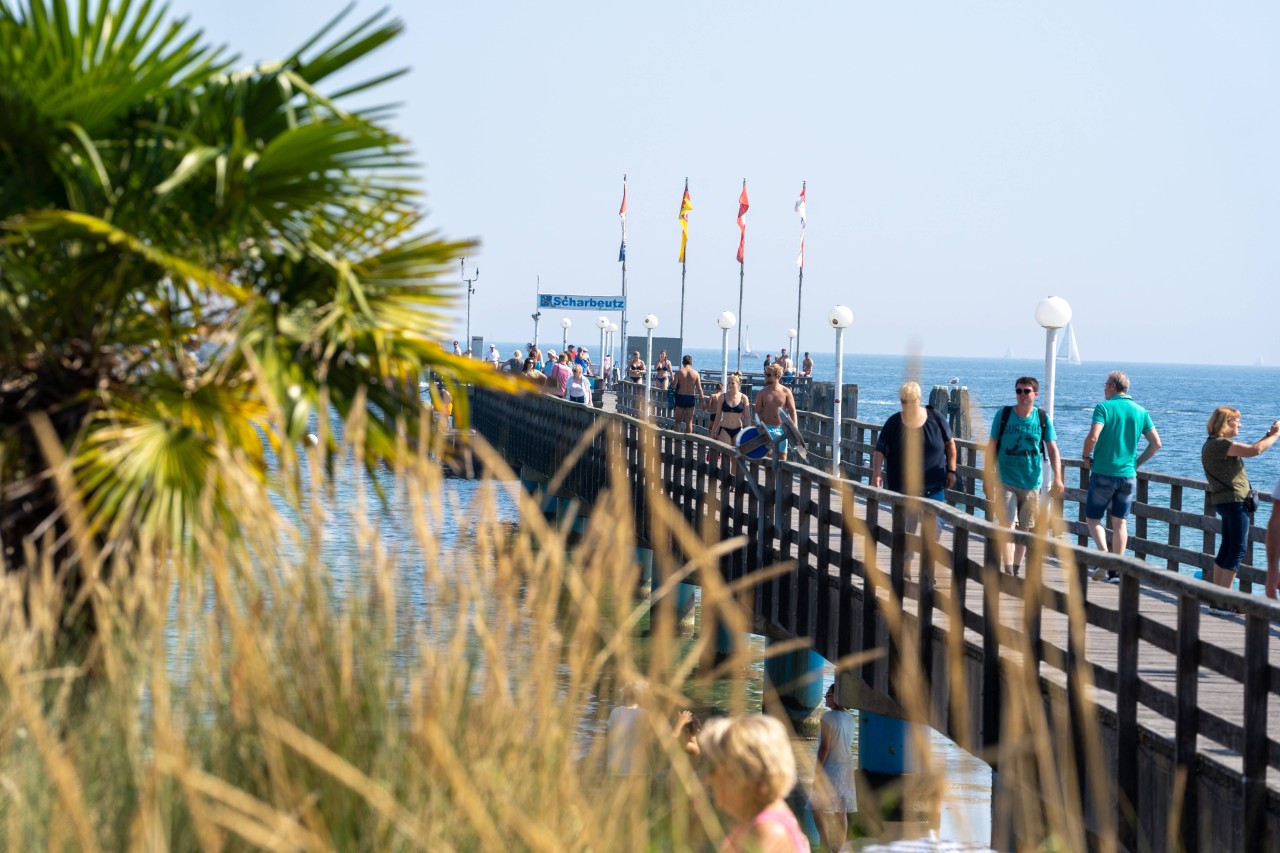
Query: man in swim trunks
755 363 798 461
801 353 813 377
671 355 705 433
778 349 793 375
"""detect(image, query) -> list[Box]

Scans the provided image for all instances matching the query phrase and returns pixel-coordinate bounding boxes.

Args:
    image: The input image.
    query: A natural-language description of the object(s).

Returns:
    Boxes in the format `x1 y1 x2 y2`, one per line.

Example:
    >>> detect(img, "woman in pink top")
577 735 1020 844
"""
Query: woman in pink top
698 715 810 852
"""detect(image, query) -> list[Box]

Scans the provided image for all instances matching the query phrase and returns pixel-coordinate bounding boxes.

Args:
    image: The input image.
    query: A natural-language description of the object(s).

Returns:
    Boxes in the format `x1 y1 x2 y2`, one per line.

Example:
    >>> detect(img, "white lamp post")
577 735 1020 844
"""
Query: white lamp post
828 306 854 474
560 317 572 352
717 311 737 388
643 314 659 418
1034 296 1072 423
608 322 619 383
462 258 479 356
787 327 797 369
596 316 609 379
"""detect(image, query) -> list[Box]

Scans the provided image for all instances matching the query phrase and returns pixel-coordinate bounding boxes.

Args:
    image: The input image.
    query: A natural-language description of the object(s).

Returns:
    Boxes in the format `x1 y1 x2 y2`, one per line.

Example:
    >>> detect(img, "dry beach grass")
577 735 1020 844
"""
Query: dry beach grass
0 406 1123 851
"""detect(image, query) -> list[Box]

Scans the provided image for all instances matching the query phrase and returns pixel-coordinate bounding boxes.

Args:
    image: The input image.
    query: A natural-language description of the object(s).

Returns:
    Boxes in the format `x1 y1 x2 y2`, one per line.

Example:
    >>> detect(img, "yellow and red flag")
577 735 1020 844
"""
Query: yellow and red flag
678 180 693 264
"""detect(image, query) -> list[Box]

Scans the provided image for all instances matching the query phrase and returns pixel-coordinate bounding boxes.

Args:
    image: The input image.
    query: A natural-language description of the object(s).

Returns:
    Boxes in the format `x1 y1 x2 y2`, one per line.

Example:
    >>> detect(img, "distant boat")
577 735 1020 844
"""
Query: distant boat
743 326 760 359
1003 346 1014 359
1056 322 1082 365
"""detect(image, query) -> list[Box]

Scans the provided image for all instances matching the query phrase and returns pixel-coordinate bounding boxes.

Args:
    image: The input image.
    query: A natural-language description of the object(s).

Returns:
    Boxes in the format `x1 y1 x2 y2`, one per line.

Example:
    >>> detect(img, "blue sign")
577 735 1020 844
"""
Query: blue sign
538 294 626 311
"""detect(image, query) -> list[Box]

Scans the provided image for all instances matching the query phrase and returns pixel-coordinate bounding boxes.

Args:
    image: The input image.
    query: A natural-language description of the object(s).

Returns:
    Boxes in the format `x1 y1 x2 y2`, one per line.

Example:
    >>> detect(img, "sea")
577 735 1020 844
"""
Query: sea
346 349 1280 847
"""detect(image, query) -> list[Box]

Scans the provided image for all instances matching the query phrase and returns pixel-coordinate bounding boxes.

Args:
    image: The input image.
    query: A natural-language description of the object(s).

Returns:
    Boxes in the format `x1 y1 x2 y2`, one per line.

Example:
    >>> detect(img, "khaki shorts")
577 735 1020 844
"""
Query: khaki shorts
1001 485 1039 531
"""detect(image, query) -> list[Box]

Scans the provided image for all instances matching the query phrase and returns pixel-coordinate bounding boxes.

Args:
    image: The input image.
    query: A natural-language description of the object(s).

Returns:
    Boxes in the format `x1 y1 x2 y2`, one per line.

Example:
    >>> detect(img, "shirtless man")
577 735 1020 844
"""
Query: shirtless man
801 352 813 377
755 363 798 460
778 349 793 375
671 355 705 432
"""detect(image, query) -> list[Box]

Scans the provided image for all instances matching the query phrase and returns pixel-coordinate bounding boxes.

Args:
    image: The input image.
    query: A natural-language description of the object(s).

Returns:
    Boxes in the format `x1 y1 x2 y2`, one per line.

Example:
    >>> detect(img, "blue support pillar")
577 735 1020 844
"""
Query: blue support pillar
764 646 825 722
635 547 654 597
519 465 556 516
859 713 908 776
676 583 697 629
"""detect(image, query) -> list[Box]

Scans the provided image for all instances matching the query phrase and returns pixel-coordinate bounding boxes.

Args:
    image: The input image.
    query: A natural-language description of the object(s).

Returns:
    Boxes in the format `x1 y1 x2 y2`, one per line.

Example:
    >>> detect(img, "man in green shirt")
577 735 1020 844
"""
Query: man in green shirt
986 376 1064 576
1081 371 1162 581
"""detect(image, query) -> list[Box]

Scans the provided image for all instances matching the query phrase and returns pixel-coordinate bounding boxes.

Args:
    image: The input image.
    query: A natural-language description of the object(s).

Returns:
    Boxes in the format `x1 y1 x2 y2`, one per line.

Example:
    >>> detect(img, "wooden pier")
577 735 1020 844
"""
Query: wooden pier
472 384 1280 853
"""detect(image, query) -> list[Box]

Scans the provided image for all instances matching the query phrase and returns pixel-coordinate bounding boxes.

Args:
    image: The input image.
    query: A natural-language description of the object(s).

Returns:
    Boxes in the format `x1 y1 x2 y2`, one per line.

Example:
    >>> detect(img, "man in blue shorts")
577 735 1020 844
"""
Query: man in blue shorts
1081 371 1162 581
754 363 797 460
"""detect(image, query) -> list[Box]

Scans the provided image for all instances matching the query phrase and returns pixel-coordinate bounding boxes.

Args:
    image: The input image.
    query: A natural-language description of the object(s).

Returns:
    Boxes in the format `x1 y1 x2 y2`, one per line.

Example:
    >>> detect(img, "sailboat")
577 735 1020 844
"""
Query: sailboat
1056 322 1082 365
743 325 760 359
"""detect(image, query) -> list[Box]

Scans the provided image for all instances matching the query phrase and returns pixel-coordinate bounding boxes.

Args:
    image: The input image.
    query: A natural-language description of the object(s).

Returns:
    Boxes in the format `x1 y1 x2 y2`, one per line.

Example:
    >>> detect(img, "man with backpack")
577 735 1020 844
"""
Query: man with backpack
986 376 1064 576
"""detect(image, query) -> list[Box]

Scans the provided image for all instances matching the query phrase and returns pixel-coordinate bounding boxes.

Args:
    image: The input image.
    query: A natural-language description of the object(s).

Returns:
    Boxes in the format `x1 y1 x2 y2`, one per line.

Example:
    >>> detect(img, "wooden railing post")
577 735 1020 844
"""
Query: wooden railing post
1116 573 1141 851
1174 593 1200 853
1243 613 1270 852
1134 477 1150 561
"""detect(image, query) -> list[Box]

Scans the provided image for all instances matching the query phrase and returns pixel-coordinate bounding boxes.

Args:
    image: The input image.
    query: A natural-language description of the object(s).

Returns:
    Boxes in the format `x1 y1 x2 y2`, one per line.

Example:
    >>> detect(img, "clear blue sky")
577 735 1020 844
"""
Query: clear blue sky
169 0 1277 365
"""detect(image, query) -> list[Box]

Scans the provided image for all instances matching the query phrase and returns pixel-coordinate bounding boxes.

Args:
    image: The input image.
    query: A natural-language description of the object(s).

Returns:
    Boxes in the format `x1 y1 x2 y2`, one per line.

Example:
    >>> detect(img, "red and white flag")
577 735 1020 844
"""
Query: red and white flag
736 183 749 264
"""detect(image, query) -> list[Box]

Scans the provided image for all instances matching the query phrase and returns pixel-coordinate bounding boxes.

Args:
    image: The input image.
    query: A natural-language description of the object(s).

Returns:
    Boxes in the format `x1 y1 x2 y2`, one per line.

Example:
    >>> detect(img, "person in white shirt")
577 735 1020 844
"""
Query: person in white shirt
486 345 500 368
565 364 591 404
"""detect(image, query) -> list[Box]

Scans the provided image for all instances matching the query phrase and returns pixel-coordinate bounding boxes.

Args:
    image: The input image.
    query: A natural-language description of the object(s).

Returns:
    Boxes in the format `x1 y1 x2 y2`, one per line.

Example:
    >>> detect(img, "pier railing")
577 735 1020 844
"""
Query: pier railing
473 386 1280 851
611 379 1274 594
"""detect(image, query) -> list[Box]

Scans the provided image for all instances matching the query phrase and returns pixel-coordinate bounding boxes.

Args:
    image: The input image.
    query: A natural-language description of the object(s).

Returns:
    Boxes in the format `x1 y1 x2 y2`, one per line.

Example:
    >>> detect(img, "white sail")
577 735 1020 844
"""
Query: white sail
744 325 752 354
1057 322 1082 365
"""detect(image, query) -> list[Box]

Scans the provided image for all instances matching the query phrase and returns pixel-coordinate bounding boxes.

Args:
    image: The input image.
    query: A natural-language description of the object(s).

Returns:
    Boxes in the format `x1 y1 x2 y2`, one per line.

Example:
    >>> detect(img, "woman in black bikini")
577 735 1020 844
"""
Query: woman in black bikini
626 351 646 382
653 350 672 390
710 373 750 446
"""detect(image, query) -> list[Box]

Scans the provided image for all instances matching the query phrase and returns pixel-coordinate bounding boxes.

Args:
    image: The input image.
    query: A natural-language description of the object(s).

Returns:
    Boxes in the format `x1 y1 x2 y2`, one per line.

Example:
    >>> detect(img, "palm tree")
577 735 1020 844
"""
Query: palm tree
0 0 504 579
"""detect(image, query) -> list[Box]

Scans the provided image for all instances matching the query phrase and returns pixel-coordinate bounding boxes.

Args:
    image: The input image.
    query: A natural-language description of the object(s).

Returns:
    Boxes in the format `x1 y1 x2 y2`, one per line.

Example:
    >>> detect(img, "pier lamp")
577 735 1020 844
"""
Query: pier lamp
462 259 479 356
643 314 659 418
827 306 854 475
1034 296 1072 423
608 322 619 382
560 317 572 352
596 316 609 380
787 328 797 367
717 311 737 388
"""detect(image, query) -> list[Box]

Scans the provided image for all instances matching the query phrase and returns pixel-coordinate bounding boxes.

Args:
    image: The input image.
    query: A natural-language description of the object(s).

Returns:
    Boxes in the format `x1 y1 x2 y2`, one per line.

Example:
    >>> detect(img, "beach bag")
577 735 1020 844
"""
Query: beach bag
1243 489 1259 514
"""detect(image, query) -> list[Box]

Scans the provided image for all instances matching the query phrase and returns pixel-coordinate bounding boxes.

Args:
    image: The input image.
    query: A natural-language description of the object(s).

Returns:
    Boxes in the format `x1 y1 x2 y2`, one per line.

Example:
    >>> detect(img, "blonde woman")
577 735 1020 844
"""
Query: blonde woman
698 715 810 852
565 363 591 405
710 373 751 446
1201 407 1280 592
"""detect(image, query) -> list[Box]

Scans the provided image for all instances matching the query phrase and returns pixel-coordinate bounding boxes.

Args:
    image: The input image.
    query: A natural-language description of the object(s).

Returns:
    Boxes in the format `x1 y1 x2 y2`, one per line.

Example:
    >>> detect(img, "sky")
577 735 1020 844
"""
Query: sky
167 0 1278 365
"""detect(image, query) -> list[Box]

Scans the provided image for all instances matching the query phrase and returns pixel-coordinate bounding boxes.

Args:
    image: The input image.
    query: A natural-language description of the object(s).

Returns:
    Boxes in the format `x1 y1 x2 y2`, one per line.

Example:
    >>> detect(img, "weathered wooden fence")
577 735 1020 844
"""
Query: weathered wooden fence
612 379 1274 592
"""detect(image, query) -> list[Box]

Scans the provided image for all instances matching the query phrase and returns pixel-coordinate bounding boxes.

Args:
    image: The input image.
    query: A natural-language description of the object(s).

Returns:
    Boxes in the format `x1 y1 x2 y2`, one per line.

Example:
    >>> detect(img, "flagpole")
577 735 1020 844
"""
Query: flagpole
679 177 688 345
618 174 628 363
533 274 542 350
736 262 744 373
735 179 748 373
794 181 807 364
795 266 803 361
